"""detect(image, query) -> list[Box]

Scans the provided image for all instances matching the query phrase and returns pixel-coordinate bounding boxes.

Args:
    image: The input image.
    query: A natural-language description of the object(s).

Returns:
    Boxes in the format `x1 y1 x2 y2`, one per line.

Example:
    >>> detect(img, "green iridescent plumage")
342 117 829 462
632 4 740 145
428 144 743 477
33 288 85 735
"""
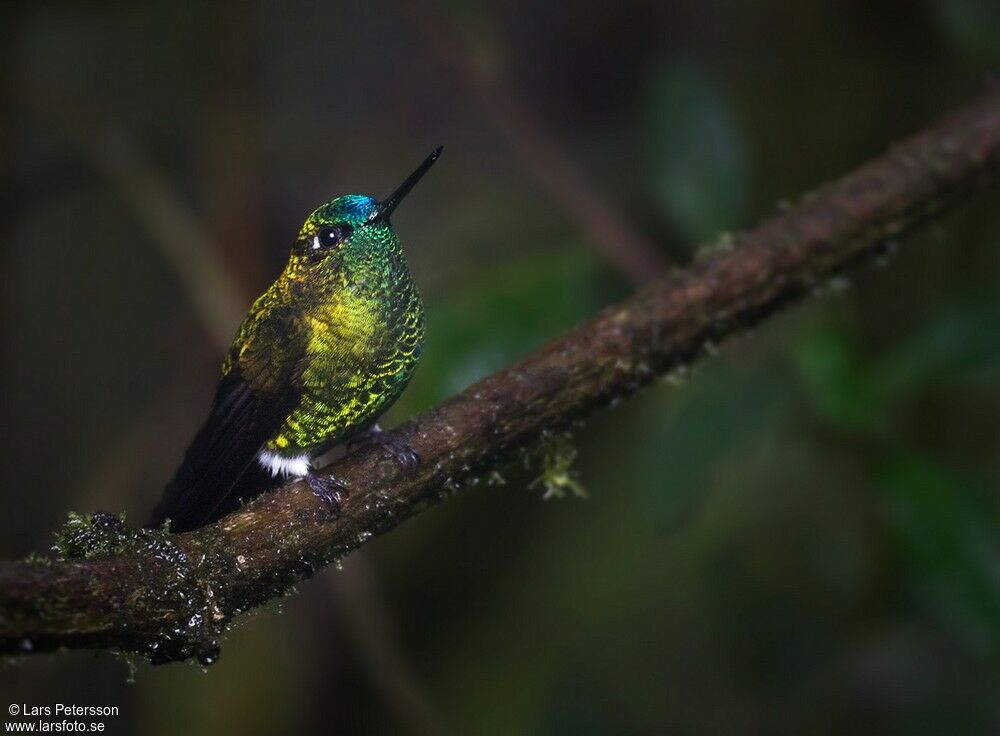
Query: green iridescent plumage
226 195 425 455
150 150 440 532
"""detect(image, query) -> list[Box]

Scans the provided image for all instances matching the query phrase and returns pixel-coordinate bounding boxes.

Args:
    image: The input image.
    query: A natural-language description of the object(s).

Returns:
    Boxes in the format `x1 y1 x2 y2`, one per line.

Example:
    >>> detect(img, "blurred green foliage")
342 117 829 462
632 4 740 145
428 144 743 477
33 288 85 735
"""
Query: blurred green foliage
643 61 750 244
879 451 1000 660
931 0 1000 61
637 362 793 530
406 249 616 406
793 296 1000 666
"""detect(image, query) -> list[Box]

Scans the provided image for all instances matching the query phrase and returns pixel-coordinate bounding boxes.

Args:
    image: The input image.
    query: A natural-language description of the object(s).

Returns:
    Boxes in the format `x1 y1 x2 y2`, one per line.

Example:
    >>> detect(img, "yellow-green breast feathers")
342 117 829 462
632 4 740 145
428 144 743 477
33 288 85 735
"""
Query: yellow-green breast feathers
150 150 439 533
225 209 425 456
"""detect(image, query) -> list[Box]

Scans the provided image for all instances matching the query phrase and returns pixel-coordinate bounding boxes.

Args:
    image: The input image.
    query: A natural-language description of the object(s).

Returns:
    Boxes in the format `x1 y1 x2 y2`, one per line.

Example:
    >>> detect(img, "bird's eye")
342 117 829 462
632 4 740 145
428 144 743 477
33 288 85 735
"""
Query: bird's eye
312 224 353 250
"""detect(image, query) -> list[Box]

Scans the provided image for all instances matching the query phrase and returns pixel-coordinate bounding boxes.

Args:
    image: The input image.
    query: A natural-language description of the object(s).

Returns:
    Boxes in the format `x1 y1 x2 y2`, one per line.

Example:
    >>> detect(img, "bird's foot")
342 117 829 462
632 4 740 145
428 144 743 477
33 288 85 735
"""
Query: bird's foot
379 433 420 471
305 473 348 518
350 424 420 471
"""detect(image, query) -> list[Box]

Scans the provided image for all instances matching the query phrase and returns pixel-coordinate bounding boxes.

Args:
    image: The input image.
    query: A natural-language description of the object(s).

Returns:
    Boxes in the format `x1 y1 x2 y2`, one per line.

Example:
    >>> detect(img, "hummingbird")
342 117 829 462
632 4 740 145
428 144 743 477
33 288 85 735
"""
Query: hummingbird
149 148 441 533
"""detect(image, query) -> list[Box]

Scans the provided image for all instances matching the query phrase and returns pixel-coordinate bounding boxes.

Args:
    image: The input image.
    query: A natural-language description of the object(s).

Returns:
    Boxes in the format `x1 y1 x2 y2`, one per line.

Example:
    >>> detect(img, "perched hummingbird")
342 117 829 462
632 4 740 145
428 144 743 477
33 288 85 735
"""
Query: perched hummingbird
149 148 441 533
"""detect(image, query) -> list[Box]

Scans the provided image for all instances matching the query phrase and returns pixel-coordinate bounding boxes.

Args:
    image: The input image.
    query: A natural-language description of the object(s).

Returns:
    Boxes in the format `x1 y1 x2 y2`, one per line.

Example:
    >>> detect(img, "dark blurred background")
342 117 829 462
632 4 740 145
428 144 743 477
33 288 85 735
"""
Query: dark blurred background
2 1 1000 734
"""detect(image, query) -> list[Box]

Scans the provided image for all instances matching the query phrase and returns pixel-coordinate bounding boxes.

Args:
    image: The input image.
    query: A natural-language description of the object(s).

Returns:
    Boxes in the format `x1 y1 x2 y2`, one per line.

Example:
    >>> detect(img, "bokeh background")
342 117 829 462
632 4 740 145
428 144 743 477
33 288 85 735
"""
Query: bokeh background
3 1 1000 734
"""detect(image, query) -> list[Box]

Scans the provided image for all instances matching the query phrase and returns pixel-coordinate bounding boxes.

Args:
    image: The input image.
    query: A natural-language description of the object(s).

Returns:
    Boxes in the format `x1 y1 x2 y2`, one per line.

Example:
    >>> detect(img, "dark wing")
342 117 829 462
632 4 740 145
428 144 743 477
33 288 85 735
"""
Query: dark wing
148 306 306 532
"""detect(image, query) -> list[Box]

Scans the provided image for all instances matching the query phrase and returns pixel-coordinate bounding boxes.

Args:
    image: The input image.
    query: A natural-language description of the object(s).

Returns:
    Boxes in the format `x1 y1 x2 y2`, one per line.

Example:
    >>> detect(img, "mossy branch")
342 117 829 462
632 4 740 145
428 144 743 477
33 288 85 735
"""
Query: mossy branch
2 89 999 665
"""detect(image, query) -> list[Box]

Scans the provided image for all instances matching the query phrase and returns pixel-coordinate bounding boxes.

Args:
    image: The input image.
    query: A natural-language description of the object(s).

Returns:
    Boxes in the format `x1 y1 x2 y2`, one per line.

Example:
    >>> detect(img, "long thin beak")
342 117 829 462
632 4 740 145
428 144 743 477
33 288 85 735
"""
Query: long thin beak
369 146 443 224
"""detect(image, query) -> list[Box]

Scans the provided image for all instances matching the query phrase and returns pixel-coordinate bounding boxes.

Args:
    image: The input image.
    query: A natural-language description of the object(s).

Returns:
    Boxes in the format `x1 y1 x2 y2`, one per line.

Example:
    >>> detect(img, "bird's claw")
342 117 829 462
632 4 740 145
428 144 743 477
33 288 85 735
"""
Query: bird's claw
378 434 420 471
349 425 420 471
305 473 348 518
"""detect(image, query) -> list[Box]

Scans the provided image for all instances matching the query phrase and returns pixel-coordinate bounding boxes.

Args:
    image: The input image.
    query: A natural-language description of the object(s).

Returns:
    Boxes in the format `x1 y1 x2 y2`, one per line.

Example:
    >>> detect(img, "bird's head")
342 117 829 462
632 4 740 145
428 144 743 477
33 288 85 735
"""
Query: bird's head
292 147 442 272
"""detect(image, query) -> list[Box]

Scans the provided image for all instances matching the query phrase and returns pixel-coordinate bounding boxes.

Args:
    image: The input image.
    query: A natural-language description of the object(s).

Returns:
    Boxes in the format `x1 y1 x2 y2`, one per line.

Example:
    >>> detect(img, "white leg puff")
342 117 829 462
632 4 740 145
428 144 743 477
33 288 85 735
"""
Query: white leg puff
257 450 312 478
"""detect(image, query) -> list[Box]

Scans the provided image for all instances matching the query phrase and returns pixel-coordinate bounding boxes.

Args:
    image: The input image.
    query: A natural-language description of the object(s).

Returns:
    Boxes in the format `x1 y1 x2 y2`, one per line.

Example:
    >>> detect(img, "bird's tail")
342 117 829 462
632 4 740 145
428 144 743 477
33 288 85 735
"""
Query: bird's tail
147 460 282 533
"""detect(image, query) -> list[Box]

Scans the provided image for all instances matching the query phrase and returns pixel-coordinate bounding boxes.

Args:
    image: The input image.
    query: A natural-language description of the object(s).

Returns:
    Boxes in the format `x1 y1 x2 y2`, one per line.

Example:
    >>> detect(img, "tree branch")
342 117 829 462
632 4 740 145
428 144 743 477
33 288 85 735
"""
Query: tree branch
3 89 999 665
